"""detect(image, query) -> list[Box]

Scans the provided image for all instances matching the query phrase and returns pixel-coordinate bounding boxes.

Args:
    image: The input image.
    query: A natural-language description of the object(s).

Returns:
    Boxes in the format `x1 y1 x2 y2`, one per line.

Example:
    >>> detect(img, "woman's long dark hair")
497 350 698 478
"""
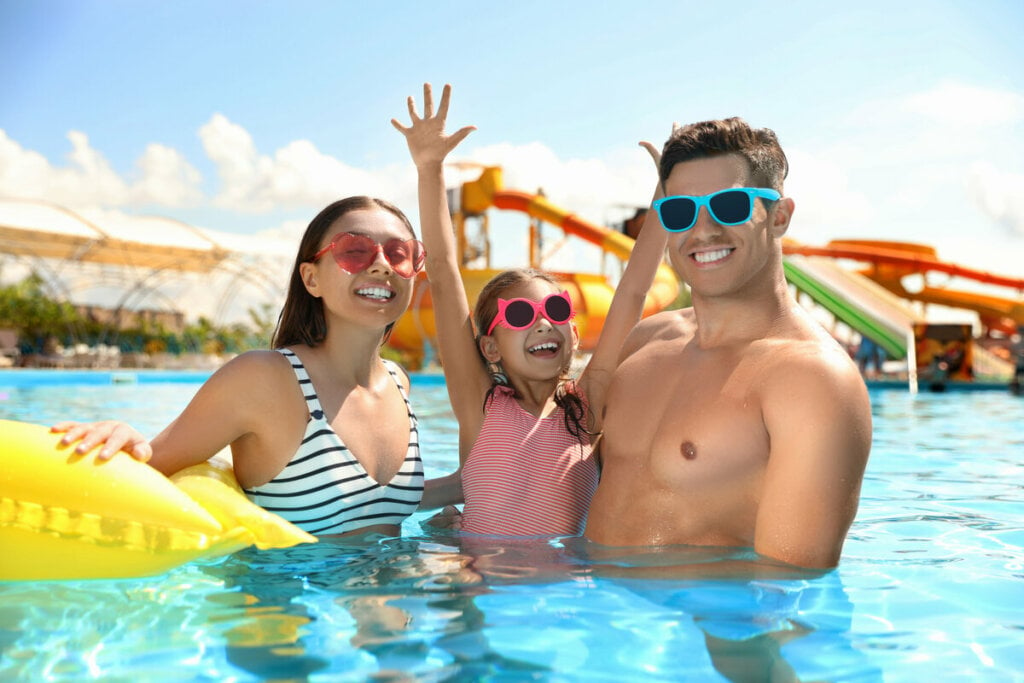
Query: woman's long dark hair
272 196 416 349
473 268 592 444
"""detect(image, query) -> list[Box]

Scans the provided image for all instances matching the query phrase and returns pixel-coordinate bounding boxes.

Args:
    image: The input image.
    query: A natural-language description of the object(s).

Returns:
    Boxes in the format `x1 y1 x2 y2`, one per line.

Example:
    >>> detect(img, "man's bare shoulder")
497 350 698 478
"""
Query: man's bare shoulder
758 326 871 434
622 308 695 357
763 324 863 390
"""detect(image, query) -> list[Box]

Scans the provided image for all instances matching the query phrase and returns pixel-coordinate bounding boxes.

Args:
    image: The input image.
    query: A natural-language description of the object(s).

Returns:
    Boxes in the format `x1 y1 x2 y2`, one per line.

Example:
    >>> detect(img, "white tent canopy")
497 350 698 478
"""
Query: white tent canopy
0 198 295 324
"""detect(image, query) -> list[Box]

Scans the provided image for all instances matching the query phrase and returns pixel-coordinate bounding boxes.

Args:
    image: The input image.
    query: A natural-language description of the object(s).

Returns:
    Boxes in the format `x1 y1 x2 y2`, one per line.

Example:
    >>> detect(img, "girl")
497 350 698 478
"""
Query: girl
393 84 668 536
53 196 440 537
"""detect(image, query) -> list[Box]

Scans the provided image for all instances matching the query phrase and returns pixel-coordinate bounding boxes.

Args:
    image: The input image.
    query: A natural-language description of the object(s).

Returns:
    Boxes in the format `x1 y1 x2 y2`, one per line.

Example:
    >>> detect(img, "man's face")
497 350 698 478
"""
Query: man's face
661 154 791 299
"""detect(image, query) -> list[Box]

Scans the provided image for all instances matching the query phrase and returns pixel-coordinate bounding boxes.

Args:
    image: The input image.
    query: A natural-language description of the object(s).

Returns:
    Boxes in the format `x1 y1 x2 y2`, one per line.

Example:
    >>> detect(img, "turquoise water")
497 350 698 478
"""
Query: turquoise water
1 371 1022 681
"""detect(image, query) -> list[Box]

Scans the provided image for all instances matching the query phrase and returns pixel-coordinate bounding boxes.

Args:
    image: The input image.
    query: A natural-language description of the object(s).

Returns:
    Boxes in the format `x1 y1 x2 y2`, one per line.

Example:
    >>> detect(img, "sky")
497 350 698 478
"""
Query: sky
1 0 1022 319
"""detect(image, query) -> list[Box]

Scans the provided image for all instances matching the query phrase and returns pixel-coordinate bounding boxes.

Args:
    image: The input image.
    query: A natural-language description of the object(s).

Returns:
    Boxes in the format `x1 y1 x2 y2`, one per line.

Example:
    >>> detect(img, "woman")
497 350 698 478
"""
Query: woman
53 196 440 537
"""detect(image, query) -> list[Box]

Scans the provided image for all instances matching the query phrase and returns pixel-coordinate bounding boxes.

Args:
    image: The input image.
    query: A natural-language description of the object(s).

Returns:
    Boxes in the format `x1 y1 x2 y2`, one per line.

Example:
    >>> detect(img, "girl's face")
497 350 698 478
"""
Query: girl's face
302 208 418 330
481 278 579 382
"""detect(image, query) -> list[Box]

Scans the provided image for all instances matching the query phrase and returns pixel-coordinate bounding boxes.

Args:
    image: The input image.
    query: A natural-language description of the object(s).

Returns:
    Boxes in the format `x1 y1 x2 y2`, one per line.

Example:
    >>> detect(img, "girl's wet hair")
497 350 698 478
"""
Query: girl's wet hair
272 196 416 349
474 268 592 443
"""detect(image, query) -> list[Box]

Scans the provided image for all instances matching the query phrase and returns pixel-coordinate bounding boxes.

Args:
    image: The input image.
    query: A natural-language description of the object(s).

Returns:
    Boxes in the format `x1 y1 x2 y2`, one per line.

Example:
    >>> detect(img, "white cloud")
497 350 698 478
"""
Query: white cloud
131 143 203 206
781 148 874 243
900 81 1024 127
465 140 654 226
0 129 127 204
966 161 1024 238
199 114 387 212
0 129 202 208
849 81 1024 131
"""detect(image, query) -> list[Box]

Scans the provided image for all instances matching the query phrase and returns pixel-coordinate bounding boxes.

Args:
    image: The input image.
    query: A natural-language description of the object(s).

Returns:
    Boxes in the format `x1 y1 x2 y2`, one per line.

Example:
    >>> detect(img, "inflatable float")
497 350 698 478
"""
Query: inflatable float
0 419 315 581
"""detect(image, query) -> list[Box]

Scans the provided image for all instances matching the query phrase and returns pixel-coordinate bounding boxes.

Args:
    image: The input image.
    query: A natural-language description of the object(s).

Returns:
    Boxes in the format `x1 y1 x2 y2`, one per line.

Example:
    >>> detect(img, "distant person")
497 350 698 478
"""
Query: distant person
1012 327 1024 396
53 196 457 537
854 335 885 379
585 117 872 570
392 83 668 536
621 207 647 240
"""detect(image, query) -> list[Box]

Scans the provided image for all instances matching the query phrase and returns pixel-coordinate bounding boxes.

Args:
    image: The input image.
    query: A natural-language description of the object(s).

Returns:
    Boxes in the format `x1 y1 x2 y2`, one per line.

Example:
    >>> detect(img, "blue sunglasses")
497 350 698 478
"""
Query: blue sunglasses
652 188 781 233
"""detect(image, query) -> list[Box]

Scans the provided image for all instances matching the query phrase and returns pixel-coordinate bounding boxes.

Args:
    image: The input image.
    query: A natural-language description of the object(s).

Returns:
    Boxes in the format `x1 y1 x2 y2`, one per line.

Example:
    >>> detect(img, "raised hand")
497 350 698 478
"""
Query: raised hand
391 83 475 169
639 122 680 171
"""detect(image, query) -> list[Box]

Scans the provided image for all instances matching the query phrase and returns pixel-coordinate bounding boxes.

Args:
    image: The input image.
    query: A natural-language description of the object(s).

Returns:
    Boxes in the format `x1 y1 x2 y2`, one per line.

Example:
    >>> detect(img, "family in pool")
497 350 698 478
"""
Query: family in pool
54 83 872 574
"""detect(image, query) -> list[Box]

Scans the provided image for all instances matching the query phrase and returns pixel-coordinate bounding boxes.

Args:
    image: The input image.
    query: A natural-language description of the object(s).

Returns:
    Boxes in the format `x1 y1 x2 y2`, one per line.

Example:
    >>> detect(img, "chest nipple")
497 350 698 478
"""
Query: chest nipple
680 440 698 460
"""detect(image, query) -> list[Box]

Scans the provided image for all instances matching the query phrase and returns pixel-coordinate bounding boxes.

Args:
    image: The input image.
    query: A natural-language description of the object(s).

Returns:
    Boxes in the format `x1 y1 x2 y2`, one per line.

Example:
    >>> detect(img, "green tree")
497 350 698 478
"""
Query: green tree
0 273 83 351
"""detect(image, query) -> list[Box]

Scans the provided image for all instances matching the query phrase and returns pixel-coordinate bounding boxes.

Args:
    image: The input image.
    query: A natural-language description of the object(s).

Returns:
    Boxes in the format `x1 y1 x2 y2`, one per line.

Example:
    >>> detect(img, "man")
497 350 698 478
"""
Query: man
585 118 872 571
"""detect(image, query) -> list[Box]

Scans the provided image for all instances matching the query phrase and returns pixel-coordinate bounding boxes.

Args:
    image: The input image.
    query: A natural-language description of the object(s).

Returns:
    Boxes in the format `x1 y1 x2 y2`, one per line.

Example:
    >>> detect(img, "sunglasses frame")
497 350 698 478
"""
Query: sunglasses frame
486 290 576 335
652 188 781 233
312 232 425 279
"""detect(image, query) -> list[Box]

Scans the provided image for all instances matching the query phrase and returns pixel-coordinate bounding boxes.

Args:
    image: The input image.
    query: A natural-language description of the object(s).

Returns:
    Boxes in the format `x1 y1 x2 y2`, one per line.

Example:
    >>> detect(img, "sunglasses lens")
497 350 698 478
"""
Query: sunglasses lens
503 300 538 328
333 234 375 273
383 239 423 278
709 190 752 224
544 294 572 324
659 197 698 232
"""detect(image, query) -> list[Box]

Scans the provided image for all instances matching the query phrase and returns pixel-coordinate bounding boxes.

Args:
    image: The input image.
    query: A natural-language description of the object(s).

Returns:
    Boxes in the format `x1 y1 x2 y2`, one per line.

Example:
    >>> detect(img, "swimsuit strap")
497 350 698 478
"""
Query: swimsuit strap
277 350 415 425
275 348 327 420
382 358 416 419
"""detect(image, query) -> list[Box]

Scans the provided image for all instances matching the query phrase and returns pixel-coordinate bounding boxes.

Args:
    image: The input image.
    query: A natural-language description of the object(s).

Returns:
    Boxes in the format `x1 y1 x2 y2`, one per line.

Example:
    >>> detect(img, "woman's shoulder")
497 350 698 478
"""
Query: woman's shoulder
211 349 295 386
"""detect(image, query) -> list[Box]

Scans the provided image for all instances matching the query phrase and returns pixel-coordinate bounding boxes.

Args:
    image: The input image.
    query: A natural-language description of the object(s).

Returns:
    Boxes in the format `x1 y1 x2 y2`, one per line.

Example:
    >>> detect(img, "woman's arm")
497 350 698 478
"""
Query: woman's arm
52 350 292 478
420 469 464 510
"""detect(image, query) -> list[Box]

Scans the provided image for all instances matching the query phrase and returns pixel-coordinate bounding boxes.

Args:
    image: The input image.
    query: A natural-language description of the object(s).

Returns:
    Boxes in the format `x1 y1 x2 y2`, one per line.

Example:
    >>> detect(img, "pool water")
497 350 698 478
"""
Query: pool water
1 373 1022 681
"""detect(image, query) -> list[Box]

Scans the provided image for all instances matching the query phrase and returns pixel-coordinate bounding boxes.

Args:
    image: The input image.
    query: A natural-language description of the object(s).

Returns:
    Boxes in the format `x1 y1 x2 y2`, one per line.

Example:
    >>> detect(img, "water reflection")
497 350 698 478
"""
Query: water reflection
195 533 879 682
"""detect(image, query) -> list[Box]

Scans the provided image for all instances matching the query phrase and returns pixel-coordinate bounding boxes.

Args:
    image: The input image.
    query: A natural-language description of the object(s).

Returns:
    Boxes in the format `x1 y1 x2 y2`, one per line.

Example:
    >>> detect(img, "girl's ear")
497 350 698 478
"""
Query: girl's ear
478 334 502 363
300 262 322 298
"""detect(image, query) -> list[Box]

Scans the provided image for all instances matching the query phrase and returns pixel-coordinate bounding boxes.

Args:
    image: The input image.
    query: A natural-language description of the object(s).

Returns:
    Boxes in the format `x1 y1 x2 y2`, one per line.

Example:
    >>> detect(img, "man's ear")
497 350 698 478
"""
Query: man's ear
478 334 501 363
769 197 795 238
300 262 322 298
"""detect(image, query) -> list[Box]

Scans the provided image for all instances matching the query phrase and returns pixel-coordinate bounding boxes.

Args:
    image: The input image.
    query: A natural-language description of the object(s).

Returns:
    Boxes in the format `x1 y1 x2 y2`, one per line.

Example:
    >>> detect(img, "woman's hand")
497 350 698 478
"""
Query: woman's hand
51 420 153 462
391 82 475 169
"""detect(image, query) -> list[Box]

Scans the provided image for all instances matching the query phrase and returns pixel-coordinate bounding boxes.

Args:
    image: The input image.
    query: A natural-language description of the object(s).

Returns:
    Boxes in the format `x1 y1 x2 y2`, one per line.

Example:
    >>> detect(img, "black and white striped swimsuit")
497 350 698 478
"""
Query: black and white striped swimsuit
243 349 424 535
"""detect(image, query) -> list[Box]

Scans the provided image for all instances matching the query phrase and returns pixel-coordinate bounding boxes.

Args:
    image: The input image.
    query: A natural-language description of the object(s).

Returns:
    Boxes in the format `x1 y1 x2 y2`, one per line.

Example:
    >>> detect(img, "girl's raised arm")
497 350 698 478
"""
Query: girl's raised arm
577 137 670 433
392 84 490 442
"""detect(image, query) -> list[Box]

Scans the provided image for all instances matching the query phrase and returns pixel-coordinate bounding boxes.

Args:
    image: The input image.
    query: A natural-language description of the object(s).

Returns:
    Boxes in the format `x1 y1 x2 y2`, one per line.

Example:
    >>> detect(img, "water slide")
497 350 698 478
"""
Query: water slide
783 254 920 359
783 239 1024 335
389 167 679 362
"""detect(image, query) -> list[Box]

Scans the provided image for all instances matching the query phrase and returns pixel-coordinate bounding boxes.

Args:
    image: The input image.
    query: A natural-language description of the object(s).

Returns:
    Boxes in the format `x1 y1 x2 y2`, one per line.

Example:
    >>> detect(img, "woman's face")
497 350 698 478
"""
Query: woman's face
303 208 419 332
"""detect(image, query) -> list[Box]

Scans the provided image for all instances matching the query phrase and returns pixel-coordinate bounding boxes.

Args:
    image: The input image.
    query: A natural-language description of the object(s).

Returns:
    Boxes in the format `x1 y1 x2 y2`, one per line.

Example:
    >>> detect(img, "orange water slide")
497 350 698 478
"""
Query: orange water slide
782 239 1024 334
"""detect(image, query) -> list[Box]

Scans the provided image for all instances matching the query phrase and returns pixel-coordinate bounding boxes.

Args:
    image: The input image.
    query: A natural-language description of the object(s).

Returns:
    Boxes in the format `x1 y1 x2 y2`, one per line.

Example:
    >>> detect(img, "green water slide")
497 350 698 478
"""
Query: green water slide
783 257 913 359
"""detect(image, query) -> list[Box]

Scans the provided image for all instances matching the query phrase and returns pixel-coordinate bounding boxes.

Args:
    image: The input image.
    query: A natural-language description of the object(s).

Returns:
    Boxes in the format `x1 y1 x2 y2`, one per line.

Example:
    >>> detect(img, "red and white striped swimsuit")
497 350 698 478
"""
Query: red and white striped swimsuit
461 385 598 536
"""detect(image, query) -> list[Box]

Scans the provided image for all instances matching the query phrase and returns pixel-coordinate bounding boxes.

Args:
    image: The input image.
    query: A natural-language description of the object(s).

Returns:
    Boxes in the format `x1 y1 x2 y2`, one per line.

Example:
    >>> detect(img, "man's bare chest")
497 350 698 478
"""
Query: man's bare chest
603 341 770 484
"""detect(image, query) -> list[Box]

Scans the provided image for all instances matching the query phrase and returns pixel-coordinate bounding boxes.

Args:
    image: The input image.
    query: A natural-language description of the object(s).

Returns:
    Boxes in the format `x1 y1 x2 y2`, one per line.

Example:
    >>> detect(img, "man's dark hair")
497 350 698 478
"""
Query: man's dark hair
659 117 788 191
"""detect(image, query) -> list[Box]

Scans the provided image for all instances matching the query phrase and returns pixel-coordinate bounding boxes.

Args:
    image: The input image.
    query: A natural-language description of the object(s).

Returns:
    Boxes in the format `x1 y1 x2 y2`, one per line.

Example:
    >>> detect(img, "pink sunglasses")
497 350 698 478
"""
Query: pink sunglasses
487 291 576 334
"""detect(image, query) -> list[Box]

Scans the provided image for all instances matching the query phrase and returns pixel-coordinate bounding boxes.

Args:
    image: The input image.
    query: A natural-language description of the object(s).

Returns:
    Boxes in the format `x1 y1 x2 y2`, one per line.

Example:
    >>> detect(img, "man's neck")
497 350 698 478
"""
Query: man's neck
689 271 793 349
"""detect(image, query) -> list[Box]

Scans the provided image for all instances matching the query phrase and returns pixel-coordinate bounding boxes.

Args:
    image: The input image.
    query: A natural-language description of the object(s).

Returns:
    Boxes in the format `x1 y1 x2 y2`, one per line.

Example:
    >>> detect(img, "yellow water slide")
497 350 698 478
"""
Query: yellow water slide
389 168 679 363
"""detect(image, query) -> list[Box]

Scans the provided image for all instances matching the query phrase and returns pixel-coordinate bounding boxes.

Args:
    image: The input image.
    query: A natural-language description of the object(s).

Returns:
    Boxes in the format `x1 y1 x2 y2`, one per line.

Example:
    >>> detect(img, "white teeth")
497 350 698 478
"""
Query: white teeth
529 342 559 353
694 248 731 263
356 286 393 300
